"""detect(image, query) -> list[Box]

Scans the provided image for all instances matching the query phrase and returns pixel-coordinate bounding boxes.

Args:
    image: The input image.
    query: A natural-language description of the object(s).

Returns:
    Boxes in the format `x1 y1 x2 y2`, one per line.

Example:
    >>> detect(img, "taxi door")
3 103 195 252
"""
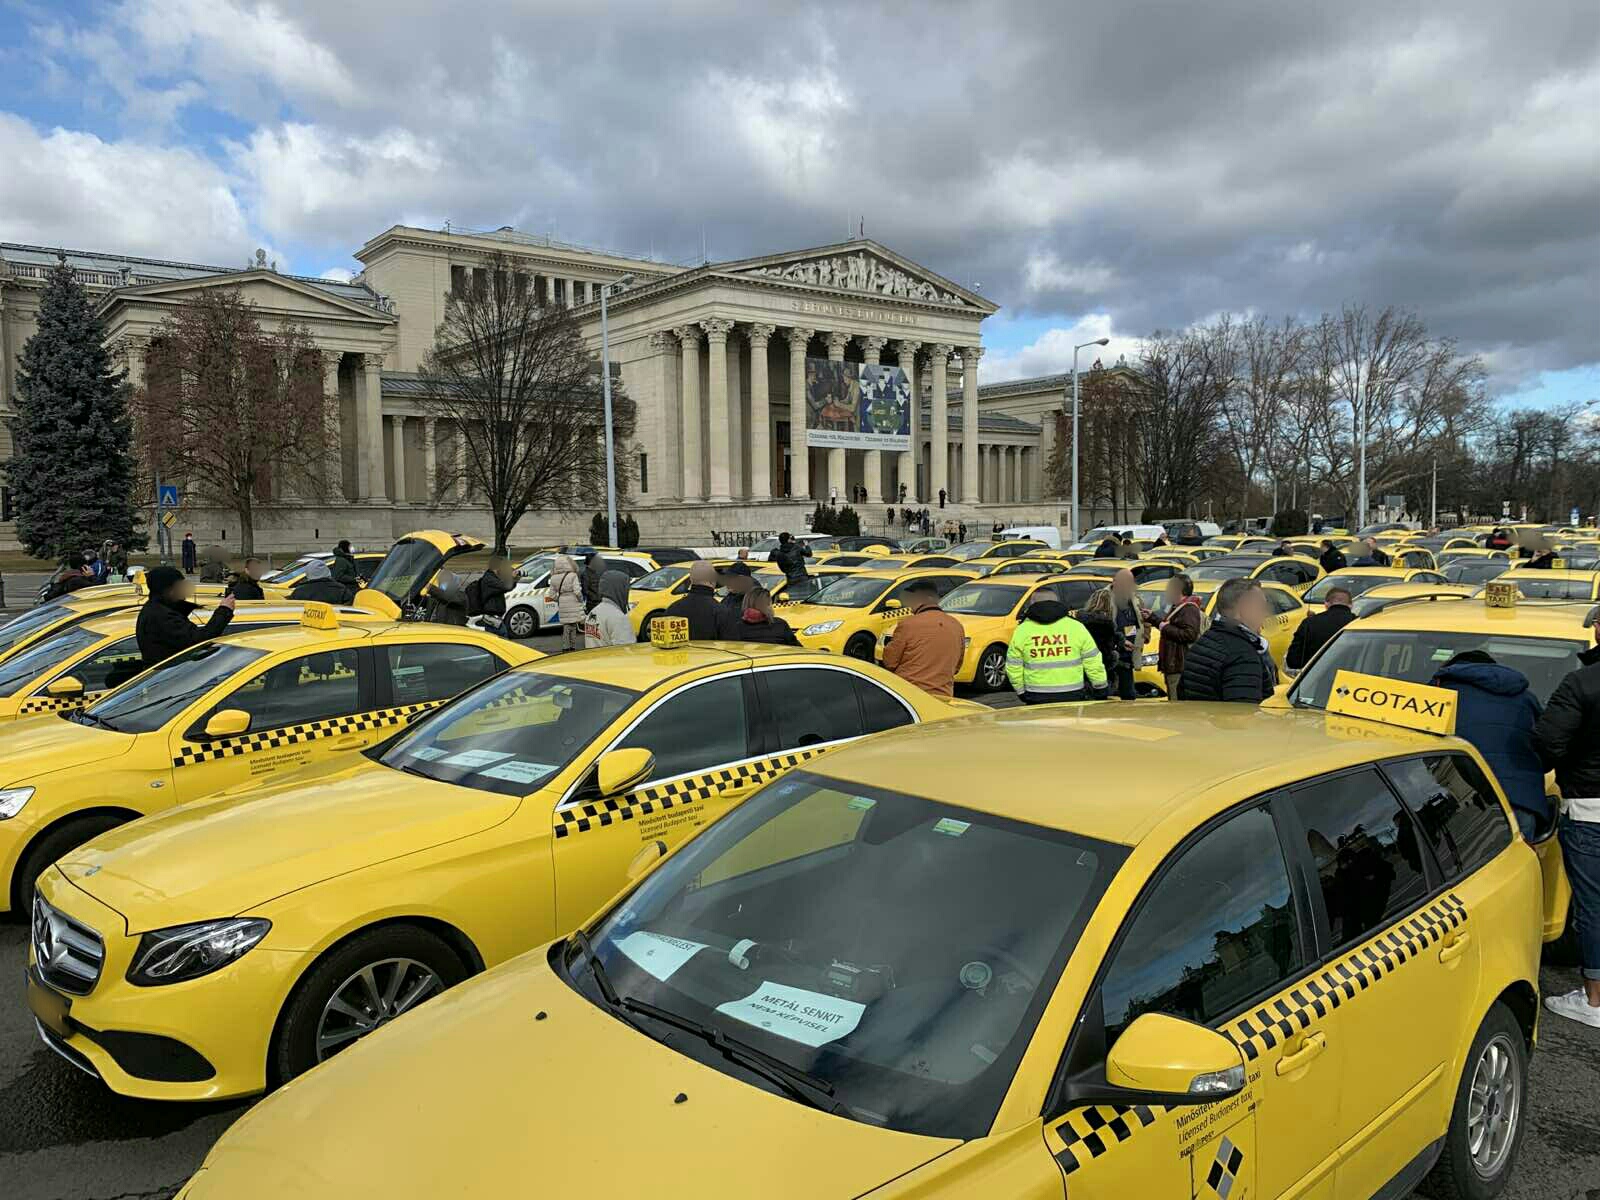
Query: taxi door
1262 585 1307 667
168 645 378 802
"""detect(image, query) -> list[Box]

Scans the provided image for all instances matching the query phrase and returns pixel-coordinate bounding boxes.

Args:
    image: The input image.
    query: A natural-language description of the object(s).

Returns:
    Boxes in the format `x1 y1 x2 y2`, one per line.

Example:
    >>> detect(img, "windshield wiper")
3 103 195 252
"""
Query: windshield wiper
567 930 655 1040
74 710 117 731
620 995 849 1116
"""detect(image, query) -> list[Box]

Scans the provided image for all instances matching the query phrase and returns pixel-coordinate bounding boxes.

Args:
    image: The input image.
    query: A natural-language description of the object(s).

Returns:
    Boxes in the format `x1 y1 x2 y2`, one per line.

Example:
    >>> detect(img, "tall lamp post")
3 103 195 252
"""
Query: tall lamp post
599 273 635 546
1070 337 1110 541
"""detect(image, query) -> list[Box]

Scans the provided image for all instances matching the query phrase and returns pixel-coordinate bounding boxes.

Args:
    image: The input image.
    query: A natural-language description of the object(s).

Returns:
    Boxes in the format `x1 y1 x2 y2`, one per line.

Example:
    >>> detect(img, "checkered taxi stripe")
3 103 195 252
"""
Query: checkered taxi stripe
171 701 439 767
554 747 824 839
17 692 103 716
1050 892 1467 1177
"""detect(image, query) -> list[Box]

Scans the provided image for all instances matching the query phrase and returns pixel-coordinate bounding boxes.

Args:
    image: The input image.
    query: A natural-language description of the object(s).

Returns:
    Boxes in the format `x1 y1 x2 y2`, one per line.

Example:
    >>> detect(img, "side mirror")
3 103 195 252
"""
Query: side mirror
45 676 84 698
883 598 902 610
1105 1014 1246 1104
597 747 654 796
1259 681 1293 710
203 708 252 738
626 839 668 880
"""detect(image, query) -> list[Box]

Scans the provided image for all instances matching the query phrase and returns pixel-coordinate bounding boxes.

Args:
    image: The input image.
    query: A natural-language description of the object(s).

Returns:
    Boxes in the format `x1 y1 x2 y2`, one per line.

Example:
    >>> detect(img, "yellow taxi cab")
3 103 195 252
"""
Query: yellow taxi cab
1022 548 1098 567
29 642 970 1100
1390 546 1439 570
261 551 386 590
1301 566 1448 614
174 701 1547 1200
1059 558 1187 586
0 591 156 667
1202 534 1278 553
945 539 1049 562
349 529 488 618
1496 568 1600 601
1273 590 1594 945
1438 546 1509 565
0 604 384 723
1138 577 1309 673
781 569 979 658
970 558 1071 579
3 606 537 915
624 561 739 637
1188 553 1325 594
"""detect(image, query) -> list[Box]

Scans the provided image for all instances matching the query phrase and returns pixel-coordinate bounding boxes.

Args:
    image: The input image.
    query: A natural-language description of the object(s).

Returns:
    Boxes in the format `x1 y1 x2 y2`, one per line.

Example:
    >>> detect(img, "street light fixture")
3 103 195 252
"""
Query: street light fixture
1071 337 1110 541
599 273 636 547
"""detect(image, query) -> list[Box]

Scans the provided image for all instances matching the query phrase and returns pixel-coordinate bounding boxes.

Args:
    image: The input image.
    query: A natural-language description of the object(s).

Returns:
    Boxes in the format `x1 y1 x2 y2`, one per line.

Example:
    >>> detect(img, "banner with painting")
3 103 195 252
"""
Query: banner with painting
804 359 911 449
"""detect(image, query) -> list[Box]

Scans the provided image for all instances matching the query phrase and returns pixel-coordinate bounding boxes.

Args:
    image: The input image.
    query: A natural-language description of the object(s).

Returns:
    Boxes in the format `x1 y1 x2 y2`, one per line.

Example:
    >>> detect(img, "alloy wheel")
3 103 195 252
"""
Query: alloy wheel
507 608 536 638
315 957 442 1062
1466 1032 1521 1179
980 647 1007 690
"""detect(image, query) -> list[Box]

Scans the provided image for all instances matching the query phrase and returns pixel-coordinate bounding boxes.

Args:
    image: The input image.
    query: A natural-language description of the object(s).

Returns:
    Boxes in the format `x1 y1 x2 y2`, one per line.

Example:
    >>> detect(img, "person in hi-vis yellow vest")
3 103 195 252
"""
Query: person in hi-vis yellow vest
1005 587 1109 703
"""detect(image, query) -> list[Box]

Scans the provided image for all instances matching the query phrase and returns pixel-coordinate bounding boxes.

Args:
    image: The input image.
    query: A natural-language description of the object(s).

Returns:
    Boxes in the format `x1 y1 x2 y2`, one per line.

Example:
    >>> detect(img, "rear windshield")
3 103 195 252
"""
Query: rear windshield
1303 573 1394 602
1444 560 1510 584
632 566 689 592
365 538 441 605
1506 576 1597 600
1291 630 1585 708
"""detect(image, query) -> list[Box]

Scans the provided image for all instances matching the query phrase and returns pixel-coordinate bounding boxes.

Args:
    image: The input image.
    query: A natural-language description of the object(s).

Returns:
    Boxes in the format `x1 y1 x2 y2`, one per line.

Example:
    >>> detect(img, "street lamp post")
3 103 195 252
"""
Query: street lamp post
599 273 635 547
1070 337 1110 541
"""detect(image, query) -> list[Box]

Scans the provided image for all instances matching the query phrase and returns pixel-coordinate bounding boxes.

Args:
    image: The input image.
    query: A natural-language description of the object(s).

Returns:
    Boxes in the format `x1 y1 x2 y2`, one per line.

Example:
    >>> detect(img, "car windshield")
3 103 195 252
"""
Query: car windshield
261 555 318 583
631 566 690 593
0 606 78 658
1291 629 1586 708
1303 572 1394 602
0 626 103 698
364 538 443 605
78 643 266 734
1503 576 1596 600
380 670 639 796
1188 559 1258 581
517 553 556 579
943 542 993 561
574 772 1123 1139
940 584 1026 616
807 576 893 608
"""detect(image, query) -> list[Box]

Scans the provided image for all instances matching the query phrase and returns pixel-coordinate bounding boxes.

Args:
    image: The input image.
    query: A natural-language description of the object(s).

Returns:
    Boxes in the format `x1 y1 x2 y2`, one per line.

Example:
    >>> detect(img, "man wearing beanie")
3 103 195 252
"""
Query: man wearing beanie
137 564 236 667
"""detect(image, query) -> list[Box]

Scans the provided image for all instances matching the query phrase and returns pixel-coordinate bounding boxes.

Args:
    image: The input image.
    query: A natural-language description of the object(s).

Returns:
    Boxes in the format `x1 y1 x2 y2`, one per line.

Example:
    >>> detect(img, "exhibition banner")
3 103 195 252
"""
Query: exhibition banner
804 358 911 450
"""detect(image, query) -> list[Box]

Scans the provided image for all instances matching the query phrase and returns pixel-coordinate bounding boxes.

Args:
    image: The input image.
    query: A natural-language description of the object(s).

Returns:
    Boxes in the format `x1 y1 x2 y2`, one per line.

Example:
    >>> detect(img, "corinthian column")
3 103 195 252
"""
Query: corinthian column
825 330 850 503
674 325 704 499
929 345 952 503
748 324 775 499
423 418 437 502
785 327 814 498
896 341 920 502
357 353 384 501
961 346 983 504
860 336 888 504
702 318 734 502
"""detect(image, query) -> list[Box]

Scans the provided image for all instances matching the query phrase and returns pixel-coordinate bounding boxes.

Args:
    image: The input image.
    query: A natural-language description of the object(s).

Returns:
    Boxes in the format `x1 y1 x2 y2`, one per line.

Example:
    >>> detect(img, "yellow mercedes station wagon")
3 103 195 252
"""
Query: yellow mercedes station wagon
174 699 1547 1200
29 645 966 1100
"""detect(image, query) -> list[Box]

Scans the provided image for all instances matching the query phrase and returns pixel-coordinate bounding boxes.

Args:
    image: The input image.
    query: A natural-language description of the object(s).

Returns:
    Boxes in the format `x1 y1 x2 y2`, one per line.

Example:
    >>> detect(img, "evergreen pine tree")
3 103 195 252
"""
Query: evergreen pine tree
10 259 138 558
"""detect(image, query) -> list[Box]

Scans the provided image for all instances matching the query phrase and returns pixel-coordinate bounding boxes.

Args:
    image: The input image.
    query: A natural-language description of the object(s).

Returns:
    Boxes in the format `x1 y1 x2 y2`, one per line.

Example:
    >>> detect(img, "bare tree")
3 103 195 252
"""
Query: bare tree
1217 315 1309 519
132 290 337 555
1131 328 1229 516
416 252 635 555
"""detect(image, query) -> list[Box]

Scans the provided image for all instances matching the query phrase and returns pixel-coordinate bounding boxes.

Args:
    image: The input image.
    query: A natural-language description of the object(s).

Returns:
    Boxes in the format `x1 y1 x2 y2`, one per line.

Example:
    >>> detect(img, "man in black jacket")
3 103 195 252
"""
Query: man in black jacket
1355 537 1390 566
136 565 236 666
1285 587 1355 671
330 540 362 592
1176 578 1278 702
289 560 353 604
1534 611 1600 1028
228 556 267 600
660 561 740 640
771 532 812 584
1318 540 1347 574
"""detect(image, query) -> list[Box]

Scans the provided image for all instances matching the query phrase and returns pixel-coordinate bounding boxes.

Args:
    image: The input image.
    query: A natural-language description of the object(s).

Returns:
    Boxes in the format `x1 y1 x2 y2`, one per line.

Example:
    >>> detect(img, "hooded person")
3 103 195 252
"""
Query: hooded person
582 552 608 609
1004 587 1109 704
737 587 801 646
199 545 229 584
546 554 587 651
472 556 516 623
1432 650 1549 838
288 559 353 605
136 564 236 666
422 569 469 626
330 540 362 591
661 560 740 641
584 570 634 648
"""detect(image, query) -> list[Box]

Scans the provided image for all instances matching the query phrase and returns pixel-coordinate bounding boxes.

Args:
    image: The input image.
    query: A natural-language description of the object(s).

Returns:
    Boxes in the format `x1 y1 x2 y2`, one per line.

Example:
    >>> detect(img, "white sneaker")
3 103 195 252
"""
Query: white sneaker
1544 988 1600 1028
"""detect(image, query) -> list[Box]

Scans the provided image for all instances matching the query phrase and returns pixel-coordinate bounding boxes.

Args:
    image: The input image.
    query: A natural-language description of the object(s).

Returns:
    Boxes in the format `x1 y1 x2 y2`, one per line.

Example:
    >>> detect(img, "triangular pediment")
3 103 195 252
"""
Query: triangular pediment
96 269 395 324
715 240 997 313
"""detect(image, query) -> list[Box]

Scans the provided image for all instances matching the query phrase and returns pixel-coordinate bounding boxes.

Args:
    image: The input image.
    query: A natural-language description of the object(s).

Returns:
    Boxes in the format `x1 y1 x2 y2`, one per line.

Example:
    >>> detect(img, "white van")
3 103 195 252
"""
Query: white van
1067 523 1168 551
997 525 1063 549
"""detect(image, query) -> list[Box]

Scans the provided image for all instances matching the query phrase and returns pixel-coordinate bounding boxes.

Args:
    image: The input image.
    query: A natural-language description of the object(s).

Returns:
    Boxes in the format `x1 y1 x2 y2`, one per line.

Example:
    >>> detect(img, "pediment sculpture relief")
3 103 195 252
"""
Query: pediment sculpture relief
748 253 963 305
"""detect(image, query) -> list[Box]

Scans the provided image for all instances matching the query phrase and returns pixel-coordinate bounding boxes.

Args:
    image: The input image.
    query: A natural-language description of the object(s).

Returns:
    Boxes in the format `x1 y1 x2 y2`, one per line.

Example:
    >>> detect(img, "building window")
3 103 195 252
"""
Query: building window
639 453 649 494
554 278 566 305
449 265 467 299
471 267 488 298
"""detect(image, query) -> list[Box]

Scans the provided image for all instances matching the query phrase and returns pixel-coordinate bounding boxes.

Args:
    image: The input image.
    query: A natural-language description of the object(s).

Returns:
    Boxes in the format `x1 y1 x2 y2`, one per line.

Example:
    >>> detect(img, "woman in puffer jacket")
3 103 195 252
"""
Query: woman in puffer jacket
546 554 587 651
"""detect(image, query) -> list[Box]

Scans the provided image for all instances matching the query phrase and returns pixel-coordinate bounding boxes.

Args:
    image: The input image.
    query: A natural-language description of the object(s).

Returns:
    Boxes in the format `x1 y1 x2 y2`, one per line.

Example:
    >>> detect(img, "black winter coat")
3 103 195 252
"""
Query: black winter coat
476 570 513 617
1176 617 1278 702
136 597 234 666
1535 646 1600 800
1319 547 1347 573
1075 610 1122 674
289 578 353 605
330 551 362 589
662 585 741 641
737 614 800 645
771 542 812 582
228 577 266 601
1285 604 1356 671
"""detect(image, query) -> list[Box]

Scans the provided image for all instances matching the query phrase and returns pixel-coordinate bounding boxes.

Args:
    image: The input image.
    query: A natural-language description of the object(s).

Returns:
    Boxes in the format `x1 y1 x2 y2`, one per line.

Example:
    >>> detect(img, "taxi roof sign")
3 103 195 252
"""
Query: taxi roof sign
650 615 689 648
1484 580 1519 609
299 601 341 630
1326 669 1457 736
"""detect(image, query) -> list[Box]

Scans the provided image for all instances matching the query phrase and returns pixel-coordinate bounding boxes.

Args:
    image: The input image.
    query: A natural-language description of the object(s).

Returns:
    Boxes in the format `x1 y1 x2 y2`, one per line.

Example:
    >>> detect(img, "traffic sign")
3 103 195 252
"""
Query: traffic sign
158 485 179 508
161 512 177 528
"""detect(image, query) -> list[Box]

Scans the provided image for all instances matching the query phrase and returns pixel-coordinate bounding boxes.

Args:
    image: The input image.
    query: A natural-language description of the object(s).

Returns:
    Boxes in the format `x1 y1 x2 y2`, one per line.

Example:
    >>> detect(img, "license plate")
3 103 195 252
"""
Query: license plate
26 970 71 1038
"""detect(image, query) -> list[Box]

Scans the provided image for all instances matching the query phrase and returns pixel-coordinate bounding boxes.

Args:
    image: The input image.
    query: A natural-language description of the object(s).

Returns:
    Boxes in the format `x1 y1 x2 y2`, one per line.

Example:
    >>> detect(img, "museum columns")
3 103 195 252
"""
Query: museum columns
674 325 704 499
785 327 813 499
356 353 385 502
748 324 775 499
961 346 982 503
859 335 888 504
824 331 850 502
929 344 952 502
703 318 734 503
897 341 920 503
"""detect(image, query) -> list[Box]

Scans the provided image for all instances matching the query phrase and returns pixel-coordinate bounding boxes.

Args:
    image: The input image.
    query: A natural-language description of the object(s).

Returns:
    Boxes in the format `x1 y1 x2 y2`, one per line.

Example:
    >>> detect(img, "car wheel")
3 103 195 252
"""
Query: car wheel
844 633 876 661
12 815 128 915
504 606 538 640
977 645 1008 692
272 925 468 1083
1423 1002 1528 1200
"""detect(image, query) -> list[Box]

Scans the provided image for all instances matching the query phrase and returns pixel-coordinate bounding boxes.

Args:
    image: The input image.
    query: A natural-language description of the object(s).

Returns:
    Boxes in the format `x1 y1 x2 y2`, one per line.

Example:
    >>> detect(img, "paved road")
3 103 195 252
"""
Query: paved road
1 622 1597 1197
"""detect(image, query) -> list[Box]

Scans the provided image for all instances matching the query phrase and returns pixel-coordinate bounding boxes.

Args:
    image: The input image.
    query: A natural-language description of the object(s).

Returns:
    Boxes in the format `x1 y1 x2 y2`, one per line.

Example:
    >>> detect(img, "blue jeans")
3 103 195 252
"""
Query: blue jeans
1560 817 1600 981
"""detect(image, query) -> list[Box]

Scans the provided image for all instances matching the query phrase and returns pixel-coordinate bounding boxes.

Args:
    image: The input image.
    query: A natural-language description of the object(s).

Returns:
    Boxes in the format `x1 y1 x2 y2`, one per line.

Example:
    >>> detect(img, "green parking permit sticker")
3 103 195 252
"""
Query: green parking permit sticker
1431 648 1454 660
846 796 876 811
932 818 970 837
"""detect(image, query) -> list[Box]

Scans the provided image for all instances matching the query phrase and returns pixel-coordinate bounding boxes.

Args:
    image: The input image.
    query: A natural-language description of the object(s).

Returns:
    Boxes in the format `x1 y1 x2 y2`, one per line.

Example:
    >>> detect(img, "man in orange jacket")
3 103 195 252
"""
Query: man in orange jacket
882 582 964 699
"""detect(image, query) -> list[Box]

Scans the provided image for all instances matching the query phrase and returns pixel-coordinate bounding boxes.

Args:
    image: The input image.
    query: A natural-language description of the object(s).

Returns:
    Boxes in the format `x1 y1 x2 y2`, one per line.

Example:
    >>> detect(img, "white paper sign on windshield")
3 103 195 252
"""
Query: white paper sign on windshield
442 749 515 768
478 760 556 785
614 931 708 982
715 982 865 1048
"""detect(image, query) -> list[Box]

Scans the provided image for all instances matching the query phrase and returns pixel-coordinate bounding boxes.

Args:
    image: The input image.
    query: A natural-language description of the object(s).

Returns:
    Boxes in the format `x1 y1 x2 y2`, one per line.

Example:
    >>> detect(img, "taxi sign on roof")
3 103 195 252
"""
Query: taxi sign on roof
299 601 340 630
1326 669 1457 736
1484 580 1519 609
650 615 689 648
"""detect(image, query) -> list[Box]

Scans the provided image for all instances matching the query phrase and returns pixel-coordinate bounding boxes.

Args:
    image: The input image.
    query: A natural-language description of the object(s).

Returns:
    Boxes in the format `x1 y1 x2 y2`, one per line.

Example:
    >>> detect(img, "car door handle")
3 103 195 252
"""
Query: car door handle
1275 1031 1327 1076
330 735 369 750
1439 931 1471 963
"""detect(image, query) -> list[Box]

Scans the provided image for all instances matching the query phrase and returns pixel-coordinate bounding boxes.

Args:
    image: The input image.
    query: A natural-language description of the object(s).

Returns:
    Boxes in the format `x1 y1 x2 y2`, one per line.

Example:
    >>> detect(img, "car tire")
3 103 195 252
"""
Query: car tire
271 925 469 1084
1423 1001 1528 1200
977 645 1008 692
504 606 538 640
844 633 876 661
12 814 128 915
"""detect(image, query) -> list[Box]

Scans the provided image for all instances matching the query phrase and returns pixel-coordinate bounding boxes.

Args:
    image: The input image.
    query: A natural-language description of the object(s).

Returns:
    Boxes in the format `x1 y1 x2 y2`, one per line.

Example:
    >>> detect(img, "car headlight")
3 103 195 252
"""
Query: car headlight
0 787 34 820
802 620 843 636
1139 653 1159 667
126 918 271 986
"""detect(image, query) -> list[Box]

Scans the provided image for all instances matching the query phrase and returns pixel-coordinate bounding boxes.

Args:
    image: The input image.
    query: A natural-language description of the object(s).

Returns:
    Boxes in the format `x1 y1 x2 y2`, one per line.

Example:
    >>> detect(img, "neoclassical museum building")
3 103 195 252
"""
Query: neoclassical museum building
0 225 1071 551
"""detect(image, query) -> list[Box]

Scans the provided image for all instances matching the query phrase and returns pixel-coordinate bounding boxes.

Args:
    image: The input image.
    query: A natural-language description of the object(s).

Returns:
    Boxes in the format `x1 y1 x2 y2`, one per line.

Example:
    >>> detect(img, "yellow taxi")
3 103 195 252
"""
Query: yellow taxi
1274 591 1594 944
970 558 1071 579
945 539 1049 562
781 568 979 658
351 529 488 618
3 607 536 915
1438 546 1509 565
29 643 969 1100
1022 548 1098 567
1187 553 1325 594
1059 558 1187 586
1202 534 1278 553
261 550 386 589
1390 546 1439 570
1301 566 1448 614
1496 568 1600 601
0 591 154 667
174 701 1547 1200
1138 577 1309 672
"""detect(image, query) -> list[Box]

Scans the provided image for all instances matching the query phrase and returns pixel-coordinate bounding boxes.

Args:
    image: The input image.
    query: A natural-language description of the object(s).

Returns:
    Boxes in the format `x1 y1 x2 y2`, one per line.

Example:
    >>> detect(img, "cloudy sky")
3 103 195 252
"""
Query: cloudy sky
1 0 1595 405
